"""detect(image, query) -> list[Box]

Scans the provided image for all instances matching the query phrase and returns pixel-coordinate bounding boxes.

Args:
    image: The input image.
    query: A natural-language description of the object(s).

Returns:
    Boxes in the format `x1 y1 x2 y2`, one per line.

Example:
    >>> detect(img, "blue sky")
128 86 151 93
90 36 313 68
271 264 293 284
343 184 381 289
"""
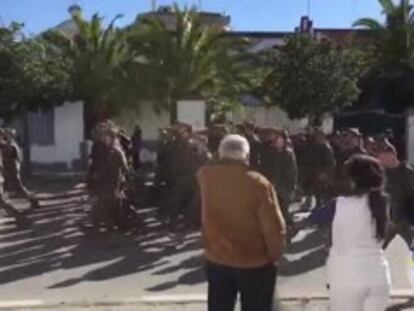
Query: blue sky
0 0 384 35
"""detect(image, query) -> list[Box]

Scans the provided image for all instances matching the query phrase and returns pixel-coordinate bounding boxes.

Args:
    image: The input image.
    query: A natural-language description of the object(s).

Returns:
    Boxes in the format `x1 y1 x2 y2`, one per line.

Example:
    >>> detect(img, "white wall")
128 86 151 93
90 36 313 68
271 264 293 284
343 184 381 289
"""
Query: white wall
231 106 334 134
31 101 84 168
177 100 205 129
231 106 307 134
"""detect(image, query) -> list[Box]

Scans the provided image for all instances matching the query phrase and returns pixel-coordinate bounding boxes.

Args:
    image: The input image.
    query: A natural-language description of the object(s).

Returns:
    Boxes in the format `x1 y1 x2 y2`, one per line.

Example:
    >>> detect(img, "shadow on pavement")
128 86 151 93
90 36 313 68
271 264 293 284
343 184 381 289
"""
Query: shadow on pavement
387 298 414 311
0 180 330 292
279 228 328 277
146 255 205 292
0 181 202 290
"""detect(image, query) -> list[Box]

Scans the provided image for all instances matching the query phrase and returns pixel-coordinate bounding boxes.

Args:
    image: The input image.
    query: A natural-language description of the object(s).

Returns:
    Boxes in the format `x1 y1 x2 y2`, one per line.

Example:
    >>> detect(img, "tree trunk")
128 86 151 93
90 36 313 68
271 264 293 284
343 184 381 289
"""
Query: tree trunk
168 96 177 124
83 103 113 140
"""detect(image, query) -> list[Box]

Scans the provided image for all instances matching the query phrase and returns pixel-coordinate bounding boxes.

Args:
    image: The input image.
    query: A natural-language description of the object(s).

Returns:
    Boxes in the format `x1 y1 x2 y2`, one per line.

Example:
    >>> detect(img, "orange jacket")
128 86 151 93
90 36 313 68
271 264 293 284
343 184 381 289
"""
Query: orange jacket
197 160 286 268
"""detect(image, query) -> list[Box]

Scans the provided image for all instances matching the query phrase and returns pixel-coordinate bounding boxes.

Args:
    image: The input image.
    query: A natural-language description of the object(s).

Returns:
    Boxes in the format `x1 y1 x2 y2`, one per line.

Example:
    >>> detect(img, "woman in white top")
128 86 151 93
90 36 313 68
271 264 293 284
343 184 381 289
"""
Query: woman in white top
306 154 391 311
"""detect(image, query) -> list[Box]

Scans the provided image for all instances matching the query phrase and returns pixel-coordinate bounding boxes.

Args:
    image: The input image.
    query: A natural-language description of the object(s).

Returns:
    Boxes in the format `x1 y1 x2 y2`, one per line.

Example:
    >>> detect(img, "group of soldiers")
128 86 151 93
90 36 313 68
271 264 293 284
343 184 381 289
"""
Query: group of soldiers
86 119 414 248
0 128 38 227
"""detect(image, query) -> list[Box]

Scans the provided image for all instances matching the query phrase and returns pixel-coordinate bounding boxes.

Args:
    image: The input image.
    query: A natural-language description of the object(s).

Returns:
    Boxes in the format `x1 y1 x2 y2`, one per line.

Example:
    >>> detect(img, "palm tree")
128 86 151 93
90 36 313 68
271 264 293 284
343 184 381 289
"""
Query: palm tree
353 0 414 113
127 4 250 122
354 0 414 69
49 10 134 136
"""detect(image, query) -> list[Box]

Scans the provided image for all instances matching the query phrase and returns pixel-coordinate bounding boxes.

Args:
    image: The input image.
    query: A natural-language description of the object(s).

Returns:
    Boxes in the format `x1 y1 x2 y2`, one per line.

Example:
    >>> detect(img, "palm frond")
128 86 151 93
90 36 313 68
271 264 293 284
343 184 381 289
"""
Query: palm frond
379 0 396 15
353 18 384 30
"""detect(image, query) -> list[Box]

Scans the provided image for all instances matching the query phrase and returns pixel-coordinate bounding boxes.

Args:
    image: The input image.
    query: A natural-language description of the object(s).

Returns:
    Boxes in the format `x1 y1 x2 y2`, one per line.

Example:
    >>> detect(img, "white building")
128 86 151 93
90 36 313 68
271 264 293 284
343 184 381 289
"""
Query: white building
27 102 84 172
23 6 86 172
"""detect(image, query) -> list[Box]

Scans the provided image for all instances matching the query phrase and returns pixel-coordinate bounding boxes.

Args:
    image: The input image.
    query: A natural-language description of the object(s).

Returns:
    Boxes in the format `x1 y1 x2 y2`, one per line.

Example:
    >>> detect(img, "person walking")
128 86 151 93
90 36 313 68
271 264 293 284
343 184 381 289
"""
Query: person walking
131 125 142 171
0 132 29 228
300 129 336 209
335 128 367 195
259 128 297 226
90 126 129 230
304 154 391 311
241 122 261 170
197 134 286 311
0 129 39 209
376 143 414 249
161 123 208 228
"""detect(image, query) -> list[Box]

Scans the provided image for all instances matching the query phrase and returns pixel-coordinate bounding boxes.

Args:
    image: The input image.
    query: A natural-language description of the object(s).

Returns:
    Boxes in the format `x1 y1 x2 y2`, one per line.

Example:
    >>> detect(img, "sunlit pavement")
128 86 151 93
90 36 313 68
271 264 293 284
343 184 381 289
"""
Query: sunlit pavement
0 182 412 310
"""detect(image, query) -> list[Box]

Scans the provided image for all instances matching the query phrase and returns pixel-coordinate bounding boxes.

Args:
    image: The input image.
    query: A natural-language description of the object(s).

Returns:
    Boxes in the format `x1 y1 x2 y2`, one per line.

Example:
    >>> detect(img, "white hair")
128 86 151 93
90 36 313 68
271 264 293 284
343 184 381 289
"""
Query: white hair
218 134 250 162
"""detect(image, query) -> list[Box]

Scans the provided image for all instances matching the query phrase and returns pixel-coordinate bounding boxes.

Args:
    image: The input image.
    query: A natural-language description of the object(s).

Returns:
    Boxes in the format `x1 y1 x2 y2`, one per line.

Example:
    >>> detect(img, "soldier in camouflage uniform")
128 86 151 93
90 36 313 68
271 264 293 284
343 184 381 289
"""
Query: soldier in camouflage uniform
0 129 39 209
258 128 298 226
207 124 229 157
377 143 414 249
241 122 262 170
300 129 336 208
89 125 129 229
0 129 29 227
160 123 209 228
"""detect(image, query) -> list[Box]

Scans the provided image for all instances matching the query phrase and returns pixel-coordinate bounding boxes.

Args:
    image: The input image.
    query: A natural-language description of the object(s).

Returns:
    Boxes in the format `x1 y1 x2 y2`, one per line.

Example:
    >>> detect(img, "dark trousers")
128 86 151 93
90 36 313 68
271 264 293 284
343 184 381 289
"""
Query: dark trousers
0 184 25 223
206 261 277 311
160 175 199 228
5 173 32 200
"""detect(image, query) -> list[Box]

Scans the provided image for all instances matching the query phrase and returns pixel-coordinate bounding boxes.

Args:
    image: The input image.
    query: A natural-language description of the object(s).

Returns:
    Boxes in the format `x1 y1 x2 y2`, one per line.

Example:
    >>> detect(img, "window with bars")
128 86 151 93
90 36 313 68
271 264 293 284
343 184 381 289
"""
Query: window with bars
28 110 55 146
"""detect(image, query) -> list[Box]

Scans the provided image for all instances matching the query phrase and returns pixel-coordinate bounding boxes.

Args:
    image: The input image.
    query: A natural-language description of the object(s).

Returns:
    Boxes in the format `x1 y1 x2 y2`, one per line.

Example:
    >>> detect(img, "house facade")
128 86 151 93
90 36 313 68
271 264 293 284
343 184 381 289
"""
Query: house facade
23 7 86 173
28 102 84 172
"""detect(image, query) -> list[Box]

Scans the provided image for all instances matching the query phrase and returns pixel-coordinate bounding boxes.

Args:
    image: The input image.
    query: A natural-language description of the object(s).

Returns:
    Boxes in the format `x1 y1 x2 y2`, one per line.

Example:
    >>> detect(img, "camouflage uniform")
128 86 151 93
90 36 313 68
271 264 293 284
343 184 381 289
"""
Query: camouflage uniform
300 136 336 206
91 144 128 227
160 132 208 228
259 142 298 225
245 134 262 170
1 141 28 196
383 163 414 248
207 124 228 156
0 132 38 208
0 148 28 226
87 140 107 195
131 126 142 171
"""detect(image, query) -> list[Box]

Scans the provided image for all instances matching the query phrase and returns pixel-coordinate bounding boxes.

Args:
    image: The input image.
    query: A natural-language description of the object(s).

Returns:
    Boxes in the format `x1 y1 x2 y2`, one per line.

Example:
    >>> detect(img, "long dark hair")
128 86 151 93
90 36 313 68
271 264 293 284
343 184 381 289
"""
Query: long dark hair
345 154 389 240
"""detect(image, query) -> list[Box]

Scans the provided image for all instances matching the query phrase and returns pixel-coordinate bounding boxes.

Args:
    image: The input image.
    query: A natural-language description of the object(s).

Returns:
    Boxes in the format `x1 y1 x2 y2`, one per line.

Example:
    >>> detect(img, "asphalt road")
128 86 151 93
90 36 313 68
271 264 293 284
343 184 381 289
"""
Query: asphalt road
0 182 412 307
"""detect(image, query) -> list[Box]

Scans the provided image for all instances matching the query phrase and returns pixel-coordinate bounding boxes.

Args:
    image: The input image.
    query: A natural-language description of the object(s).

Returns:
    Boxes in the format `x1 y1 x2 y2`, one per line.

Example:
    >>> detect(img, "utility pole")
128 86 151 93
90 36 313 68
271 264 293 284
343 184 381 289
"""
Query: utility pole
198 0 202 10
307 0 311 16
151 0 156 11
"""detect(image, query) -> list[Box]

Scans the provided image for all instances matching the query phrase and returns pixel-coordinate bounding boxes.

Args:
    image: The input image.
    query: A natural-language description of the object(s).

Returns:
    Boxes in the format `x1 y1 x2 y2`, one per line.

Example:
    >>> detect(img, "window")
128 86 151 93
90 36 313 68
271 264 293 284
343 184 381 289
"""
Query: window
28 110 55 146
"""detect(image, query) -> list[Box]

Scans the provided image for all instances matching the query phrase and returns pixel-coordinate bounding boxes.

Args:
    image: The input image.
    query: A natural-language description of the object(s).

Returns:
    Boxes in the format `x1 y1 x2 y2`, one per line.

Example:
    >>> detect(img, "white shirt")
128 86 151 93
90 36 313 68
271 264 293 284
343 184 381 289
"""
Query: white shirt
327 195 391 286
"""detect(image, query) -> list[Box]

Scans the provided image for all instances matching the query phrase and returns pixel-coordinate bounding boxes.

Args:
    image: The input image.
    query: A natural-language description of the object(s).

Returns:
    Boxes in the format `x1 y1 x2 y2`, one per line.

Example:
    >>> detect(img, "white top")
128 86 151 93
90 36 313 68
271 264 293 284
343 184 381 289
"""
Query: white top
331 195 383 256
327 195 391 286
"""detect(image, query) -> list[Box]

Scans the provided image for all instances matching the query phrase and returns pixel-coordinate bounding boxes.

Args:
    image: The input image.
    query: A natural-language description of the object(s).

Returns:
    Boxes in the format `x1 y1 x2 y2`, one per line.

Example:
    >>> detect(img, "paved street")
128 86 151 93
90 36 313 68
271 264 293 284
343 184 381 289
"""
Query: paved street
0 180 412 310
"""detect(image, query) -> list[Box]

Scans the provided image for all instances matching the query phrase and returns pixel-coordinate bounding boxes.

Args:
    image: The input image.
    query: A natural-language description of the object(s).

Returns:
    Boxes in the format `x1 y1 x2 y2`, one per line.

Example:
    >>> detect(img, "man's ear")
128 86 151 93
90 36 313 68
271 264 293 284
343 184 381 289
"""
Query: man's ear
246 153 251 165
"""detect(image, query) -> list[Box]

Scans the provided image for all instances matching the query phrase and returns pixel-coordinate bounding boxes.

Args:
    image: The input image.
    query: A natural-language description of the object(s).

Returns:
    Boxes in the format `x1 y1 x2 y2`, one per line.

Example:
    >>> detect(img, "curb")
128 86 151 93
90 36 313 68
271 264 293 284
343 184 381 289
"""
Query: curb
0 292 412 309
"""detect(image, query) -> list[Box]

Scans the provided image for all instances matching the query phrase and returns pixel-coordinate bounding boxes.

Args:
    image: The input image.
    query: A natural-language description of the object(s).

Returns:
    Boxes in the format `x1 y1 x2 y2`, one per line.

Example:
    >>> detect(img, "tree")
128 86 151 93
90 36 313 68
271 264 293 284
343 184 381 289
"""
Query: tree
354 0 414 70
49 10 135 135
353 0 414 113
127 4 251 121
0 23 72 120
263 35 362 126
